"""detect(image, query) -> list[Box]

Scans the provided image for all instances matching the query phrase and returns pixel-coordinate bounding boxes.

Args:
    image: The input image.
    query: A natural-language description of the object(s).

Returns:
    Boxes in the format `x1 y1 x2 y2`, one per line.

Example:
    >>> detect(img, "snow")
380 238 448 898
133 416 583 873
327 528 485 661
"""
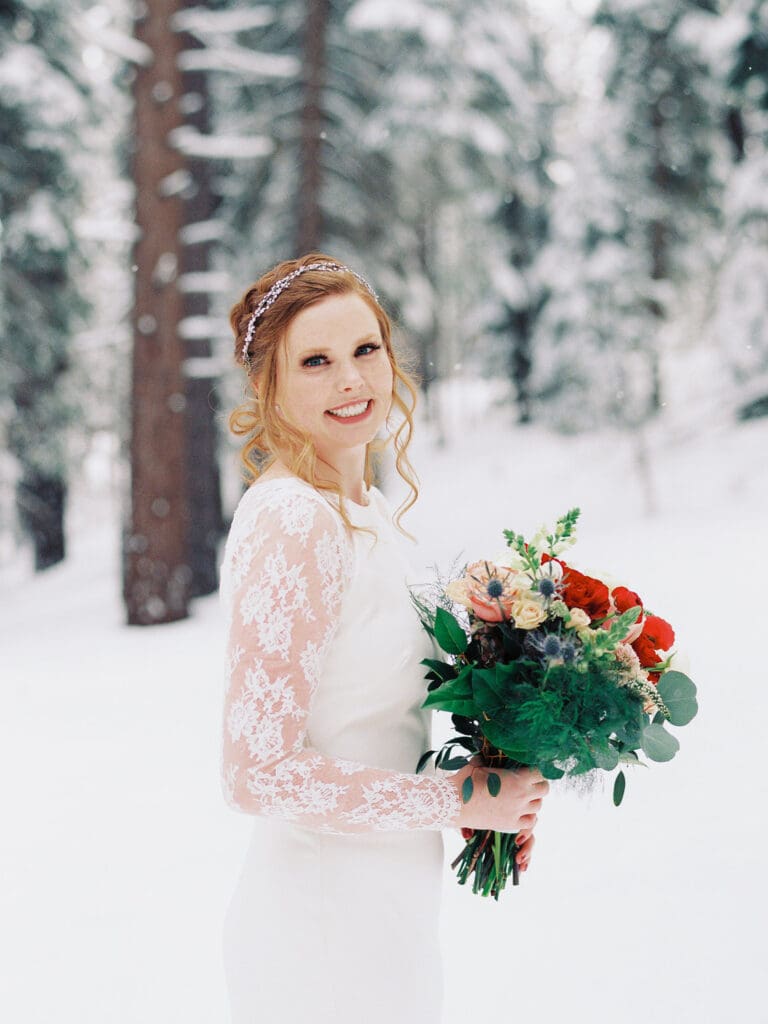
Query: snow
1 381 764 1022
169 125 273 161
177 45 299 80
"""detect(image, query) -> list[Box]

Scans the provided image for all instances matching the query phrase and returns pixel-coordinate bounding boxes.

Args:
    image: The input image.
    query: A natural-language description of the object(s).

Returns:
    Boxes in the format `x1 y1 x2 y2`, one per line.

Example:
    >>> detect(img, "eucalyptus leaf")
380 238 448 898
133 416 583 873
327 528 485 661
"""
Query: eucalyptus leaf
613 770 626 807
442 755 470 770
461 775 474 803
416 750 435 773
657 671 699 726
641 722 680 762
486 772 501 797
434 607 469 655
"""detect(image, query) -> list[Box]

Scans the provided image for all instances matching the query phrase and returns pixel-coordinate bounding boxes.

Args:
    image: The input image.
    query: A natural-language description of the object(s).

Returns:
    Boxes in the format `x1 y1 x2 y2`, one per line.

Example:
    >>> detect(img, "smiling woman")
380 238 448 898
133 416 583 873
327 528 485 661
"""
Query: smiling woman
219 254 547 1023
228 253 418 531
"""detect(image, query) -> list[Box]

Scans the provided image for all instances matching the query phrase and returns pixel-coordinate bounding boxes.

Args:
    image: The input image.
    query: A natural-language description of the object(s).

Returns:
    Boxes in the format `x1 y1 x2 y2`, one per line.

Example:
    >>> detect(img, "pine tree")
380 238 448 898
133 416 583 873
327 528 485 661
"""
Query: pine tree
531 0 723 431
0 0 91 569
715 0 768 418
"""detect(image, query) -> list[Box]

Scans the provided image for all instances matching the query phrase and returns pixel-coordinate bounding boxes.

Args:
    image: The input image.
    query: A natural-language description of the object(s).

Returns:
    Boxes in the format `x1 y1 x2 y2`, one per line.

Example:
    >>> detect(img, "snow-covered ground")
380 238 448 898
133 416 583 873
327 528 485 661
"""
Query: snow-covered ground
1 385 766 1023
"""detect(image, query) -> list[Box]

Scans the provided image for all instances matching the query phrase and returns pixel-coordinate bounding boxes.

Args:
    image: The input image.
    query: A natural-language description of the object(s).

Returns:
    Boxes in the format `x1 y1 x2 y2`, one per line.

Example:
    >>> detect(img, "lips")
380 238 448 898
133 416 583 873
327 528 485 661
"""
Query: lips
325 399 372 421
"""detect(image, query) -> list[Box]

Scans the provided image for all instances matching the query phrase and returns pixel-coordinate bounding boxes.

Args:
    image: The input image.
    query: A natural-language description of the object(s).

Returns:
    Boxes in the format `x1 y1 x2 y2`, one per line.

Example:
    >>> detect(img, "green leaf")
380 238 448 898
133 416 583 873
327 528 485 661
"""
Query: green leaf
641 723 680 762
421 658 457 682
656 671 699 726
487 772 501 797
461 775 474 803
415 750 435 774
441 755 470 770
421 694 477 716
433 607 468 655
613 770 626 807
540 763 565 780
589 737 620 771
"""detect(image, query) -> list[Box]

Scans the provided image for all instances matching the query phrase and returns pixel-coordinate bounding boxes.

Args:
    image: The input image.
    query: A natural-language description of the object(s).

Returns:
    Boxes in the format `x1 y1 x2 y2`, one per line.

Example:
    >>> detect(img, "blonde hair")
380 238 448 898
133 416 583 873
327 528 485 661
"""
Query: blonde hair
228 252 420 538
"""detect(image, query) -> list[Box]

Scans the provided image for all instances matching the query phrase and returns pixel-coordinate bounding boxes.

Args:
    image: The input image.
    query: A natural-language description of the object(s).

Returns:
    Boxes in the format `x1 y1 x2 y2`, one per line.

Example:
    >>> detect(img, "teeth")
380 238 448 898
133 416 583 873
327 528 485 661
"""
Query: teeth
328 400 369 418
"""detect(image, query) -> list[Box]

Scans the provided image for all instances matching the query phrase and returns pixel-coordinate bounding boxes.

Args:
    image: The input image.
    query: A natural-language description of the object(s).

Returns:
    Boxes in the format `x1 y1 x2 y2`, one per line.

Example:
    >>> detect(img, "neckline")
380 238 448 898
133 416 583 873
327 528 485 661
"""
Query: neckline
248 474 375 511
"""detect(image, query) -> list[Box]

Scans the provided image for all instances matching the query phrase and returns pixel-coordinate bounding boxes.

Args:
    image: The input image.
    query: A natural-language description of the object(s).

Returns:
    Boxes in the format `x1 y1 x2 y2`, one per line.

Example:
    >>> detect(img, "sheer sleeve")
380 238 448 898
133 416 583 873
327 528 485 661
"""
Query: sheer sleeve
219 487 463 835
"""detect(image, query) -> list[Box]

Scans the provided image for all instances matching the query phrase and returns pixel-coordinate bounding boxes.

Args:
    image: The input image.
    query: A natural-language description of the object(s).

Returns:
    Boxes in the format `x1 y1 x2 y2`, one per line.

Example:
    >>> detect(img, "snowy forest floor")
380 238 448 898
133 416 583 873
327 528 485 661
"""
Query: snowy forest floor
2 381 766 1023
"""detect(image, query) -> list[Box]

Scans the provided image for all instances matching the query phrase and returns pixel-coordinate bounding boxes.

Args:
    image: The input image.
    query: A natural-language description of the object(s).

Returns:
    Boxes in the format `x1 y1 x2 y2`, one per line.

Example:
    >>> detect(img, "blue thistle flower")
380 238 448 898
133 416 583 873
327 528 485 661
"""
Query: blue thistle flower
486 579 504 598
537 577 557 599
542 634 562 658
560 639 580 664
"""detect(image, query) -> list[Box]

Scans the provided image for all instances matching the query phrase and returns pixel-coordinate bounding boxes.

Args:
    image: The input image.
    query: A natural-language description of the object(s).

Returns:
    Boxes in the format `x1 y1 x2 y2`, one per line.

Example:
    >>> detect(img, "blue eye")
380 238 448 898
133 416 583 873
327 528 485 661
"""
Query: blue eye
301 343 381 368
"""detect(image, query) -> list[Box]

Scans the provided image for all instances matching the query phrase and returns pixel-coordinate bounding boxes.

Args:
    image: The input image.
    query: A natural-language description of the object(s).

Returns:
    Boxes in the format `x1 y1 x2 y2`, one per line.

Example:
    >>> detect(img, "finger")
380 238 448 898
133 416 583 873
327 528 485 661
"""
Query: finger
516 834 536 863
526 797 543 813
517 812 538 831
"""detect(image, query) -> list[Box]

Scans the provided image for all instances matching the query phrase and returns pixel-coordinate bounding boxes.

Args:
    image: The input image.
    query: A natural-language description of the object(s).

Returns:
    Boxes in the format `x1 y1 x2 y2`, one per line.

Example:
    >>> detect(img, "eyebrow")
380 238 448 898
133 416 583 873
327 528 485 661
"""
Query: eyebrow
295 333 381 358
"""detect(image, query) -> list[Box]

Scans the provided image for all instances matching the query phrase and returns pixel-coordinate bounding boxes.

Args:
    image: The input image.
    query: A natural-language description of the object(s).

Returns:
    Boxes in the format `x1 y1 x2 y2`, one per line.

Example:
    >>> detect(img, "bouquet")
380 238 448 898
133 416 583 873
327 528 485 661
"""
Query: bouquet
412 509 698 900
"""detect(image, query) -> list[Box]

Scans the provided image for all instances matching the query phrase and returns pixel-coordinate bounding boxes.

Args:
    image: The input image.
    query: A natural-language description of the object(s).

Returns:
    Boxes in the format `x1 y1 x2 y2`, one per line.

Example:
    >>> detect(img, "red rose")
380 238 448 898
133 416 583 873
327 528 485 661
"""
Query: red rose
641 615 675 652
612 586 643 619
560 567 610 620
541 553 568 571
631 633 662 669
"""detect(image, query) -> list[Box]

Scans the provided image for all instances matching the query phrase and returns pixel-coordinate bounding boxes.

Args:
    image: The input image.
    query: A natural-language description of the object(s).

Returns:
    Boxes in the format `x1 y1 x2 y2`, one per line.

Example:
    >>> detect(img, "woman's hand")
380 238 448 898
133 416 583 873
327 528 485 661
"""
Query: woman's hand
450 754 549 835
514 830 536 873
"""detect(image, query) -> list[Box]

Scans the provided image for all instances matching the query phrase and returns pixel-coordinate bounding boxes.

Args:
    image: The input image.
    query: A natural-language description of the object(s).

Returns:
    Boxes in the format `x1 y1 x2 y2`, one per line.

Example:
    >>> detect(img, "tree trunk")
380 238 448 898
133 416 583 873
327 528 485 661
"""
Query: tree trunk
178 2 224 598
296 0 330 254
124 0 190 626
16 472 66 571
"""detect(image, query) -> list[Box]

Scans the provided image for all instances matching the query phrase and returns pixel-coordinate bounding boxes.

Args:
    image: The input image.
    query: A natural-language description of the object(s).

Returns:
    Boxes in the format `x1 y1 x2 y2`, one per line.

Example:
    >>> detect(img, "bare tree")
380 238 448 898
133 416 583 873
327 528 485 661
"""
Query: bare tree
124 0 190 625
177 0 224 598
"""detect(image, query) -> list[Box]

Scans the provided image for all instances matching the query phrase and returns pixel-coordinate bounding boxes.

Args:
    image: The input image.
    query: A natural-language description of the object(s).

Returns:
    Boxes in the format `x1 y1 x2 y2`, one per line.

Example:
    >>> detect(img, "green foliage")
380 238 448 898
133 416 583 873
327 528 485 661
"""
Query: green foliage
433 607 468 656
487 772 501 797
656 671 698 726
461 775 474 803
641 723 680 762
613 770 626 806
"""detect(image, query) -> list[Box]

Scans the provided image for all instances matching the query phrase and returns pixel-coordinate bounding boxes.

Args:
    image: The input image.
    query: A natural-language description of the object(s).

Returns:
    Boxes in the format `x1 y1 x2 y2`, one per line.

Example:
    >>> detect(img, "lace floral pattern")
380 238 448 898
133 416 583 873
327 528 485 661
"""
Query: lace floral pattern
220 481 463 834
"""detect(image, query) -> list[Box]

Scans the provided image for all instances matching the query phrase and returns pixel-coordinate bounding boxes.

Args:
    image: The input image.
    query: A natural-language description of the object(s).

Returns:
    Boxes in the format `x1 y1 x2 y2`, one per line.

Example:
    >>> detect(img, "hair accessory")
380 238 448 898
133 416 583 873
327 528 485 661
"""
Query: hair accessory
241 261 379 365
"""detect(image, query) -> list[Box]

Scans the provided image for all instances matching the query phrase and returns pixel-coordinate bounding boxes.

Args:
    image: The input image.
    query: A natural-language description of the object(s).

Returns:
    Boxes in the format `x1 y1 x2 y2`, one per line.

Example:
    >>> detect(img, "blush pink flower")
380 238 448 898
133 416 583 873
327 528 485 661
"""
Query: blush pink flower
462 561 524 623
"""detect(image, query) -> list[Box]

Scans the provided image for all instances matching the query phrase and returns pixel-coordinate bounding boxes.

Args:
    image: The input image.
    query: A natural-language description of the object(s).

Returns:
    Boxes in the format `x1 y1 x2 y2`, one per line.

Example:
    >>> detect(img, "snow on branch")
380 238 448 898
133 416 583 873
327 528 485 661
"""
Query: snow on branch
183 356 229 379
179 316 230 341
178 271 231 294
169 126 273 160
180 219 228 245
75 23 153 66
177 46 299 80
171 7 275 38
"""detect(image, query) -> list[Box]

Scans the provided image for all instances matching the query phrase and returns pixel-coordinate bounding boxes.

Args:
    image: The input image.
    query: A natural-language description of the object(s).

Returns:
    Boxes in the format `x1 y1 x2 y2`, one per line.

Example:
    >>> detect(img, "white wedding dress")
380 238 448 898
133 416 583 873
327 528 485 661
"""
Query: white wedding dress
218 475 462 1023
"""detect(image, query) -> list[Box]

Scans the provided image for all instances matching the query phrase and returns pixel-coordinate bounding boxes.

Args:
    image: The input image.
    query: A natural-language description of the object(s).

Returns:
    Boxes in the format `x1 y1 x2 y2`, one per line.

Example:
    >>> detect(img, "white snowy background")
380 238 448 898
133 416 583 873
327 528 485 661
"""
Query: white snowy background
2 375 765 1023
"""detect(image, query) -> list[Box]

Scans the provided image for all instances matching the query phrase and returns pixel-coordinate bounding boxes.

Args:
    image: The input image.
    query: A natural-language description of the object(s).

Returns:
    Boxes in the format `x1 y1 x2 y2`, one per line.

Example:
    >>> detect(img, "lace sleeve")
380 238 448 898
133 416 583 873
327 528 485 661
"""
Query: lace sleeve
220 487 463 835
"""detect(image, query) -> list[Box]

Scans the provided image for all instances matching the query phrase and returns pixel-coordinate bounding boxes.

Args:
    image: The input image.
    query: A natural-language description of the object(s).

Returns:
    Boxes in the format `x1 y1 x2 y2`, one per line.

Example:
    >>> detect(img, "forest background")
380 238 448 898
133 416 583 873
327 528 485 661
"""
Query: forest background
1 1 766 1021
2 0 766 601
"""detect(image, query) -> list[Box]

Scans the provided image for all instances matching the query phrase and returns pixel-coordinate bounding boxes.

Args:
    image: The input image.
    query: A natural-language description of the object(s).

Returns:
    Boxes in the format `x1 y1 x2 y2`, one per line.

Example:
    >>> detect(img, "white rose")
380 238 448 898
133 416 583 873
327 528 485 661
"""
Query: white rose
511 597 547 630
445 578 472 609
565 607 591 629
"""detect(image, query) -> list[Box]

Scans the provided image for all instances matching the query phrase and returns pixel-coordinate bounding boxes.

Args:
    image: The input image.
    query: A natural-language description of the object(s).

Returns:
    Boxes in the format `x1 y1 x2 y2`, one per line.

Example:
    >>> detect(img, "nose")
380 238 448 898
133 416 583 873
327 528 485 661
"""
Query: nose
336 357 365 392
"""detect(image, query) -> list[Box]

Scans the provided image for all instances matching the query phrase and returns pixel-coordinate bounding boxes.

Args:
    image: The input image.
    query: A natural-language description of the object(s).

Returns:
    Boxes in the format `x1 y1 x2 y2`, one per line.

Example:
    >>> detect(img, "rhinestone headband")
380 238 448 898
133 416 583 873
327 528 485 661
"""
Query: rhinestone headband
241 260 379 365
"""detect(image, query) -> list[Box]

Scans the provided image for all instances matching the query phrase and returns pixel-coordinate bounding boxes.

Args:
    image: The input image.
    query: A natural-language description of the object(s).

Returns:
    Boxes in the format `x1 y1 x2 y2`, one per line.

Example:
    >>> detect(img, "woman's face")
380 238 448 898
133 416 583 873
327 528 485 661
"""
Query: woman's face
271 292 394 462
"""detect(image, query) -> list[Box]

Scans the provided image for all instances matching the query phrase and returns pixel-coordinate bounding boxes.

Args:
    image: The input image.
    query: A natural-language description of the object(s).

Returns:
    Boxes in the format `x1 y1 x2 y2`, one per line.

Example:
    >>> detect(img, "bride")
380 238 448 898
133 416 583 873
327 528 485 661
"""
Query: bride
219 253 548 1023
